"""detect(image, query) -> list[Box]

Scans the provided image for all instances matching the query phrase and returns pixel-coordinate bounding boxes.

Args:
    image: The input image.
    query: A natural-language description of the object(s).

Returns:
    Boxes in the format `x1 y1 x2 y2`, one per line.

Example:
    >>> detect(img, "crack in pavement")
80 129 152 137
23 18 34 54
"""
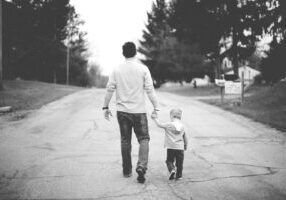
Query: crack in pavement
193 136 286 147
28 143 55 151
93 183 153 200
3 174 84 180
185 150 285 186
200 139 285 147
53 154 89 160
213 162 286 170
191 150 214 168
82 128 94 139
167 182 190 200
177 170 277 184
94 183 191 200
82 121 98 139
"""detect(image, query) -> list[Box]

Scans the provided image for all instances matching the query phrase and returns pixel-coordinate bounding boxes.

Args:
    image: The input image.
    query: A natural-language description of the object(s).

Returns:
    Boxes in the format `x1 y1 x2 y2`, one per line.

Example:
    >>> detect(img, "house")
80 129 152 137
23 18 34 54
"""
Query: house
226 65 261 82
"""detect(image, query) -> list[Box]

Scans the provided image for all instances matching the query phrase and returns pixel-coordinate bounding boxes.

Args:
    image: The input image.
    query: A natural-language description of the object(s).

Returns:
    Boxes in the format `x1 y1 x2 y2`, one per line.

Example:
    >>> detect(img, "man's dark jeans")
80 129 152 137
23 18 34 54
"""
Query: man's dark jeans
117 111 150 175
166 149 184 177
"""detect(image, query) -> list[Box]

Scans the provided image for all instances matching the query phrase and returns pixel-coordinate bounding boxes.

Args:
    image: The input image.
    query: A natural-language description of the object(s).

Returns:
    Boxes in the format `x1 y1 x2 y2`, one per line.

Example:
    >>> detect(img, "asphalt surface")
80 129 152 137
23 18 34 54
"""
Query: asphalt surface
0 88 286 200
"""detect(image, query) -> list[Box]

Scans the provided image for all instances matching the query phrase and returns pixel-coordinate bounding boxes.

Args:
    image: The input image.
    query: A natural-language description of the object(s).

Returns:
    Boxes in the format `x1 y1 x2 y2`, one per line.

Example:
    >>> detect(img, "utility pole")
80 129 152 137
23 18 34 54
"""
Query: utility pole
66 8 71 85
0 0 3 90
66 42 70 85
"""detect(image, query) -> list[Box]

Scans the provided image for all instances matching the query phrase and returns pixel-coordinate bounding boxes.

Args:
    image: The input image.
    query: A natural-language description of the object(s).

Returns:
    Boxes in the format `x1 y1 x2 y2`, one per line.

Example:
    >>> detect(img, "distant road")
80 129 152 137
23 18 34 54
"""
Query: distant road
0 89 286 200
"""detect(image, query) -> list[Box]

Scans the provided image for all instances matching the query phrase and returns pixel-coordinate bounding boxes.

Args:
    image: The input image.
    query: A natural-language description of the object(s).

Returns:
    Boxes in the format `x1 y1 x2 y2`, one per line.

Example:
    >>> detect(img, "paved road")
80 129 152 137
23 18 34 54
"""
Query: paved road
0 89 286 200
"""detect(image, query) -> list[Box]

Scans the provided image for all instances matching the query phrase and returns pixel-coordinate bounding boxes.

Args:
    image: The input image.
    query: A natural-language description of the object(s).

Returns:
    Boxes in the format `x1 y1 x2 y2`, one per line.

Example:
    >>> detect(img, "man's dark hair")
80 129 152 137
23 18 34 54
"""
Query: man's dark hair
122 42 136 58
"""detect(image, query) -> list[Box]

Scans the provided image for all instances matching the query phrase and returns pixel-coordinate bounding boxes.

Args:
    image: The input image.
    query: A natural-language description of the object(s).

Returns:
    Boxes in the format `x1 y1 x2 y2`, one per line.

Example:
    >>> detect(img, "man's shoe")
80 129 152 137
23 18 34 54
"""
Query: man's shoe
136 167 146 183
169 169 176 180
123 173 132 178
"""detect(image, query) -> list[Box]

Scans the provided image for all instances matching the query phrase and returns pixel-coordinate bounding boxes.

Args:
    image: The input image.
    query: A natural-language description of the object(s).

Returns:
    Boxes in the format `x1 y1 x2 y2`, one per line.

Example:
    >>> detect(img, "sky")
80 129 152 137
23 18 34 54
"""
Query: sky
70 0 154 75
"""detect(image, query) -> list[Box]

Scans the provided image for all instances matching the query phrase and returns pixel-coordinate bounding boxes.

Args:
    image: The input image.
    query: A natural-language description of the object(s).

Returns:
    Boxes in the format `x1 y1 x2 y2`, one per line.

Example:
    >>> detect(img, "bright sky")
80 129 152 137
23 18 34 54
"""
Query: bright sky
70 0 154 75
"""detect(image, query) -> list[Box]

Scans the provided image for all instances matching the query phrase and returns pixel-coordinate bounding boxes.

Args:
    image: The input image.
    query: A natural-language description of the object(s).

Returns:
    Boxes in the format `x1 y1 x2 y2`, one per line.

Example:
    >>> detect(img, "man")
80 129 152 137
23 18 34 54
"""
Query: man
102 42 159 183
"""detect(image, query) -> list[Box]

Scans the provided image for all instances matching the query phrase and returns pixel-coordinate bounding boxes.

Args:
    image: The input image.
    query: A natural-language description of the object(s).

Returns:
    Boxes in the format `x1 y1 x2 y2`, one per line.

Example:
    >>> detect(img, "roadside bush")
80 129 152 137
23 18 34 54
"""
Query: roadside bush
261 40 286 83
253 74 263 85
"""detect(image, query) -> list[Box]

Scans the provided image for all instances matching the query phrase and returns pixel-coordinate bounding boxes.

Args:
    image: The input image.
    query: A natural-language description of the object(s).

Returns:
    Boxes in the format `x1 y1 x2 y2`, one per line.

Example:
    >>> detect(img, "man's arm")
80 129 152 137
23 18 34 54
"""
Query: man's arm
103 91 114 108
183 131 189 150
144 67 159 110
103 71 116 120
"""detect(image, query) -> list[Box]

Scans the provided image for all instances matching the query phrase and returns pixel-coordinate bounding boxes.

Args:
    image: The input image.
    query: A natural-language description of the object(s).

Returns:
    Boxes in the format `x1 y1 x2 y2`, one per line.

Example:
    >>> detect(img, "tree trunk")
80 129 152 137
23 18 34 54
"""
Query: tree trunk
232 32 239 77
0 0 3 90
231 0 239 77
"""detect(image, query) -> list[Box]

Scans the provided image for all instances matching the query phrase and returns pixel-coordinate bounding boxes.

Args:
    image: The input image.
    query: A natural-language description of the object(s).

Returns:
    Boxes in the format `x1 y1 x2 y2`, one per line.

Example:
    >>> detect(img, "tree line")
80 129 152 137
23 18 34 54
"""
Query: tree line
139 0 286 87
3 0 93 87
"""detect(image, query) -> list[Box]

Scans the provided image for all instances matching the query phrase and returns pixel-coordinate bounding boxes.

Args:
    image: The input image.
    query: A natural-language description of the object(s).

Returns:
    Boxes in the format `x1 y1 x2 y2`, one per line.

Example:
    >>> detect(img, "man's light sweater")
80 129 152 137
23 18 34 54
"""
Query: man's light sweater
106 58 158 113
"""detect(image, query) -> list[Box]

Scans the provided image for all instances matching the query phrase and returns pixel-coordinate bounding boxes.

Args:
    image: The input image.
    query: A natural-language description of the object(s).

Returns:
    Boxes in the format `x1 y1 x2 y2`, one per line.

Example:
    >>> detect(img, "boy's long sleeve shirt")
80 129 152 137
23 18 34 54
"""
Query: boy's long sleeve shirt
163 120 186 150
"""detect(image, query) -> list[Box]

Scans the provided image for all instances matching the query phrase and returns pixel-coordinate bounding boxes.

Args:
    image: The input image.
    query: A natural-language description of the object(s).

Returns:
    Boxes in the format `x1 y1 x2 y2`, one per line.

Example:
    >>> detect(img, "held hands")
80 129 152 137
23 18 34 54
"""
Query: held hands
151 109 158 120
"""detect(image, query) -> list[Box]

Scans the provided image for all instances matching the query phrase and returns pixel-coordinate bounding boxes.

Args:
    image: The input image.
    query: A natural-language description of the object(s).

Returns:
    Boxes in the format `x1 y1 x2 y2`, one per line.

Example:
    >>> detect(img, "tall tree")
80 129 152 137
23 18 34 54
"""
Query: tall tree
3 0 70 82
139 0 171 87
261 38 286 83
198 0 271 76
267 0 286 43
139 0 210 87
0 0 2 90
169 0 221 54
260 0 286 83
168 0 222 78
3 0 89 86
66 8 89 86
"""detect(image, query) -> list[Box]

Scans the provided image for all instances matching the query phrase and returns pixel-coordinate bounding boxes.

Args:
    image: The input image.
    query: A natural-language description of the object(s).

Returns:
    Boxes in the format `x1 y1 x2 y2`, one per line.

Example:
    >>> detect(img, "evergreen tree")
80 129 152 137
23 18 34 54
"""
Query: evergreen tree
0 0 2 90
139 0 209 87
169 0 221 54
138 0 171 87
3 0 89 86
197 0 271 76
65 7 89 86
269 0 286 43
168 0 221 79
260 0 286 83
261 39 286 83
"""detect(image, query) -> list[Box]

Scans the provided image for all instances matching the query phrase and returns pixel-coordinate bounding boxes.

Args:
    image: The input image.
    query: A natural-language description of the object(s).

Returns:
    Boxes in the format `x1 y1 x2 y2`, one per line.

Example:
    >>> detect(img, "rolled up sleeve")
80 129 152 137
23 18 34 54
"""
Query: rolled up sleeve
144 67 159 109
106 70 116 92
144 67 154 93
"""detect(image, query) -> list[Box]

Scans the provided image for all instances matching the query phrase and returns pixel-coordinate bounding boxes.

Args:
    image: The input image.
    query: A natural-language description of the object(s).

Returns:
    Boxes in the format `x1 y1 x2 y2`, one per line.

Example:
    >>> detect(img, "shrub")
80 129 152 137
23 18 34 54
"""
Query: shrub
261 40 286 83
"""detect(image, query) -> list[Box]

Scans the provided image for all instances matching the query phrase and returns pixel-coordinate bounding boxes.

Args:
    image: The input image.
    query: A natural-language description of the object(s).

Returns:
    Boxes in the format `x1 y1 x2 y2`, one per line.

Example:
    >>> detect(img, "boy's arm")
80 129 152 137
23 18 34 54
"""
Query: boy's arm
152 118 169 129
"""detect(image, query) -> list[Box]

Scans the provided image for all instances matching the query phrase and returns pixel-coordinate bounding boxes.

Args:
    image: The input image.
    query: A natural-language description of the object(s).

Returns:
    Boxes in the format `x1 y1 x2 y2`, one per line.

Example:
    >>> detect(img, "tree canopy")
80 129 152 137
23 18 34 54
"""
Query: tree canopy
139 0 286 86
3 0 91 86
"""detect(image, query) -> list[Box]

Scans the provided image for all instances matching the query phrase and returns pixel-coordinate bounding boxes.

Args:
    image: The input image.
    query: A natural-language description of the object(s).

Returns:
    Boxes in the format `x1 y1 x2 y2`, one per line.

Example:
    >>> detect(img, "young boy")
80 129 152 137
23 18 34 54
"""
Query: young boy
151 108 188 180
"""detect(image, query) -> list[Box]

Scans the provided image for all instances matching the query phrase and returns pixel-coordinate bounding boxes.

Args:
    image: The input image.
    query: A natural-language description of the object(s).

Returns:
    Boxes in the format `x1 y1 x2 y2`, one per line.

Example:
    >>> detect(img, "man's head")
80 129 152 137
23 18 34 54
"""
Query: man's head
170 108 183 120
122 42 136 58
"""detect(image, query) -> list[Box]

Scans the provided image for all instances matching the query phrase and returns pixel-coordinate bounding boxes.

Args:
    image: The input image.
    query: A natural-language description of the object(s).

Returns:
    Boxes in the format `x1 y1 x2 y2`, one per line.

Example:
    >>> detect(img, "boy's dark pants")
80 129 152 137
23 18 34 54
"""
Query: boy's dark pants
166 149 184 177
117 111 150 175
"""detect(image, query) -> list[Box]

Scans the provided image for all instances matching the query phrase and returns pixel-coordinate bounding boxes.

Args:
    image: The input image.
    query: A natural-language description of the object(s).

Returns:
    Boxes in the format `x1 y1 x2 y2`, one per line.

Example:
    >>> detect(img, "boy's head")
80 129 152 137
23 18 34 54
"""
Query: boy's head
122 42 136 58
170 108 182 120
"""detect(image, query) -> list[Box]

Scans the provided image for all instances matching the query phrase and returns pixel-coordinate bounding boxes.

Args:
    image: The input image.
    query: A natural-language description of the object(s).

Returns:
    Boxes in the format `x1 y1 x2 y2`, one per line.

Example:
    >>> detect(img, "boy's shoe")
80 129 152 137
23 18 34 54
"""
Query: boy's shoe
136 167 146 183
123 172 132 178
169 169 176 180
176 175 183 180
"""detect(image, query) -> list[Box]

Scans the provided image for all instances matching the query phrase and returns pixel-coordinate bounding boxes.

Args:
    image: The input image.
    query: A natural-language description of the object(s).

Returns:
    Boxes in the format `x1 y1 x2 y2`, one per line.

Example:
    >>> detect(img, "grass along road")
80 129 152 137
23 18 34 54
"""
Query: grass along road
0 80 83 111
160 82 286 132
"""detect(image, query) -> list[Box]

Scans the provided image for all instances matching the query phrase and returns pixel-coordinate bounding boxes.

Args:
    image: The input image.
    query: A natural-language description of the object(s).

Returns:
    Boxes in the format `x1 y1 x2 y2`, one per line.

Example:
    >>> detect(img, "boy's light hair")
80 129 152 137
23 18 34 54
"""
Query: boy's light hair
170 108 182 119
